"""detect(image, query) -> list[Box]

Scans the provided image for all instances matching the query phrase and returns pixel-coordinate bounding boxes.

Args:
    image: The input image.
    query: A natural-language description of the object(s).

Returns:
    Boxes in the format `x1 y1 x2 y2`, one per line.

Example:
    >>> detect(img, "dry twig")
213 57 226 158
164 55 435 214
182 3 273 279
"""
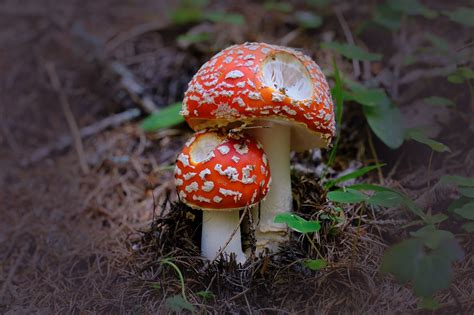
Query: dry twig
21 108 140 166
45 62 90 174
335 8 360 78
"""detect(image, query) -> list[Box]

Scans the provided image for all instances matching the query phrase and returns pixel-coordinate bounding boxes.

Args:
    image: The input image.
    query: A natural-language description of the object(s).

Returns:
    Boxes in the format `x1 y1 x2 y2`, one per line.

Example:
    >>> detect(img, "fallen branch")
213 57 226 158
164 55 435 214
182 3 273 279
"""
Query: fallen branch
21 108 140 166
71 23 160 114
335 8 360 78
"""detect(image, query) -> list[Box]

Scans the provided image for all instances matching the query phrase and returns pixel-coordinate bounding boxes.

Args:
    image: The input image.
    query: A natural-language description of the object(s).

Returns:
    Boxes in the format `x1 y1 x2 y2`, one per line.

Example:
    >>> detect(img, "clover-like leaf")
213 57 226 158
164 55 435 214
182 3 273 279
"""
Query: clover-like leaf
454 202 474 220
274 213 321 234
411 225 454 249
303 259 327 270
405 129 450 152
443 7 474 27
165 295 195 313
327 189 368 203
367 191 405 208
441 175 474 187
381 238 464 298
462 222 474 233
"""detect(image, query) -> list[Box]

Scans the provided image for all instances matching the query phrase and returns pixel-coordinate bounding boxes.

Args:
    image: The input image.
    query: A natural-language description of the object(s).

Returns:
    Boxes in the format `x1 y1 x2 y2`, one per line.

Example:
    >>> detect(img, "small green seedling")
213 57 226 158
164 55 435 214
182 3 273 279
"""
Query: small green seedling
161 258 195 313
274 213 327 269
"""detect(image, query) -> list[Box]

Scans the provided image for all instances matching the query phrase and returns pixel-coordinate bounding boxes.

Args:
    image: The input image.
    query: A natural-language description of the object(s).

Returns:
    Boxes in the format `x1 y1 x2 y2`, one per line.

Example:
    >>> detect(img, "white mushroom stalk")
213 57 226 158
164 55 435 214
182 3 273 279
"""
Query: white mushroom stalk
249 123 291 253
201 210 246 263
174 131 271 263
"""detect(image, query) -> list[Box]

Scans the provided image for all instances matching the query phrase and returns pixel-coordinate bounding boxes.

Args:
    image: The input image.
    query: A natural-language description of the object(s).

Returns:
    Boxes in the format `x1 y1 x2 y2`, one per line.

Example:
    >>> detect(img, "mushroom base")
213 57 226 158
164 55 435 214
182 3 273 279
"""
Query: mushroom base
249 123 292 253
201 210 246 263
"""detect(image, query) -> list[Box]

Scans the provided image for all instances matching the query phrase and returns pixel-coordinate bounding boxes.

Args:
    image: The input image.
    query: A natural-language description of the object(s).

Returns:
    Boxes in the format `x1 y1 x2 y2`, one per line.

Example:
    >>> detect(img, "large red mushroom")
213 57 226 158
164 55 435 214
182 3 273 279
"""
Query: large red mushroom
181 43 335 252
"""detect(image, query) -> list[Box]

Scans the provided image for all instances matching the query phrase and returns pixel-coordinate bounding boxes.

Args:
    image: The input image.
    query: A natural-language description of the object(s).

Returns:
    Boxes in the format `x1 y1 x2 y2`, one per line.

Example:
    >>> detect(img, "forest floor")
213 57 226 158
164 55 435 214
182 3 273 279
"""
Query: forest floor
1 0 473 314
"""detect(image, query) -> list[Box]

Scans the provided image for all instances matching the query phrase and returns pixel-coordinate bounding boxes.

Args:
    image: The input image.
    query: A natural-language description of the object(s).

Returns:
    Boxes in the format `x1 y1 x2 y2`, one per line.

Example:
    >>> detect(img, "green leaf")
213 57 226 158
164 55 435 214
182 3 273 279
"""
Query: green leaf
405 129 450 152
388 0 438 18
373 4 402 30
321 42 382 61
462 222 474 232
294 11 323 29
303 259 327 270
447 197 473 213
425 213 448 225
344 87 389 107
425 34 451 54
363 102 404 149
140 103 184 131
196 290 215 300
411 225 454 249
171 8 204 25
381 238 463 298
327 189 368 203
324 164 385 189
348 183 395 192
423 96 455 107
165 295 195 312
419 297 441 310
274 213 321 234
443 7 474 27
150 282 161 290
441 175 474 187
454 202 474 220
205 11 245 25
367 191 405 208
381 239 423 283
349 184 430 223
460 187 474 198
447 67 474 84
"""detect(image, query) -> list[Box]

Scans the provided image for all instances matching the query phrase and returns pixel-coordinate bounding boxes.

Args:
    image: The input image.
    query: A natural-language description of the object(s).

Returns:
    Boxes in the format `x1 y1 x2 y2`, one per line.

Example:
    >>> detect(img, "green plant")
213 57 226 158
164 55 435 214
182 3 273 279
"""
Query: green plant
330 184 464 308
337 76 404 149
140 102 184 131
274 213 327 270
443 175 474 232
160 258 195 313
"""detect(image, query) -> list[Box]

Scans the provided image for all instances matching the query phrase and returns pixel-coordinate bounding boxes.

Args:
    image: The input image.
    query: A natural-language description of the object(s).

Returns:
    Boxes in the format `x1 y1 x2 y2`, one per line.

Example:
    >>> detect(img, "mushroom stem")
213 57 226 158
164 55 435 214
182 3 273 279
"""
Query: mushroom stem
201 210 246 263
249 123 291 253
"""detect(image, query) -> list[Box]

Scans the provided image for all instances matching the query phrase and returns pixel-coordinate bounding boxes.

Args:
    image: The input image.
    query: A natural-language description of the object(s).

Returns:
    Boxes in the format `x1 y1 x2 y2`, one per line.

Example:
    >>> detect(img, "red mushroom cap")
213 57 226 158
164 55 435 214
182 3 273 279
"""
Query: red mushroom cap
175 130 271 211
182 42 335 151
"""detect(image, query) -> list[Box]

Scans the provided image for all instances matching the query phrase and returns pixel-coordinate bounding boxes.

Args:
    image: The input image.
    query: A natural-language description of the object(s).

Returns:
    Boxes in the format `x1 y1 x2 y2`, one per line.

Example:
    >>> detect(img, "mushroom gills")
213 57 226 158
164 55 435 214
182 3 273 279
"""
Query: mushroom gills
262 52 313 101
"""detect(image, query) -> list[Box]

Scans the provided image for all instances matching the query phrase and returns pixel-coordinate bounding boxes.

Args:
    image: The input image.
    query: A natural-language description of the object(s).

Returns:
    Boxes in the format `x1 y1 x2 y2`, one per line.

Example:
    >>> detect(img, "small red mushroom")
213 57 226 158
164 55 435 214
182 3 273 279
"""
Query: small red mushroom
175 129 271 262
181 43 335 252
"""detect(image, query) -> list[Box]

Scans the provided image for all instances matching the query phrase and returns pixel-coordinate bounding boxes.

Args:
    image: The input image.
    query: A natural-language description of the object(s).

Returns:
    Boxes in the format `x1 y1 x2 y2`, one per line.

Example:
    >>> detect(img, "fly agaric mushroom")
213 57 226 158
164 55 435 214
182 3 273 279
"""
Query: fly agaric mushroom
175 129 271 263
181 42 335 253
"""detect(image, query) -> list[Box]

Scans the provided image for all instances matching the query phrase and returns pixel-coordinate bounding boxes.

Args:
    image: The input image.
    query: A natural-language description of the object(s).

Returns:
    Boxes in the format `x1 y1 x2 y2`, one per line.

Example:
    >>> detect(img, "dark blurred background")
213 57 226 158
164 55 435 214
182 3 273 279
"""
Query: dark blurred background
1 0 473 313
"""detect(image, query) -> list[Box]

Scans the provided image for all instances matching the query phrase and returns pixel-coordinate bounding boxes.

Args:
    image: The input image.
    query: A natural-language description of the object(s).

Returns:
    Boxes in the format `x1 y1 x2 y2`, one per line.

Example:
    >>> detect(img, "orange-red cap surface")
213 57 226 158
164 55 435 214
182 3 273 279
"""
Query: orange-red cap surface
175 130 271 211
182 42 335 151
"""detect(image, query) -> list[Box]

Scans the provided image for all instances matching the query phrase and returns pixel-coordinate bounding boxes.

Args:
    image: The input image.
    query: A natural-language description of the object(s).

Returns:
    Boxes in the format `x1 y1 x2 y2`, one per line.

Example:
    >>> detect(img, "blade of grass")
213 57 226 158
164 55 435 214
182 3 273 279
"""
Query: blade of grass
324 163 386 189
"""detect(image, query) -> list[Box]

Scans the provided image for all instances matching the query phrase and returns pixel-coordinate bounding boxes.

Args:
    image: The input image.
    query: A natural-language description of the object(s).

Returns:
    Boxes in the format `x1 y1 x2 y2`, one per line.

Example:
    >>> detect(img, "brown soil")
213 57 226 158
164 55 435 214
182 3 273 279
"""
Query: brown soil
1 0 473 314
